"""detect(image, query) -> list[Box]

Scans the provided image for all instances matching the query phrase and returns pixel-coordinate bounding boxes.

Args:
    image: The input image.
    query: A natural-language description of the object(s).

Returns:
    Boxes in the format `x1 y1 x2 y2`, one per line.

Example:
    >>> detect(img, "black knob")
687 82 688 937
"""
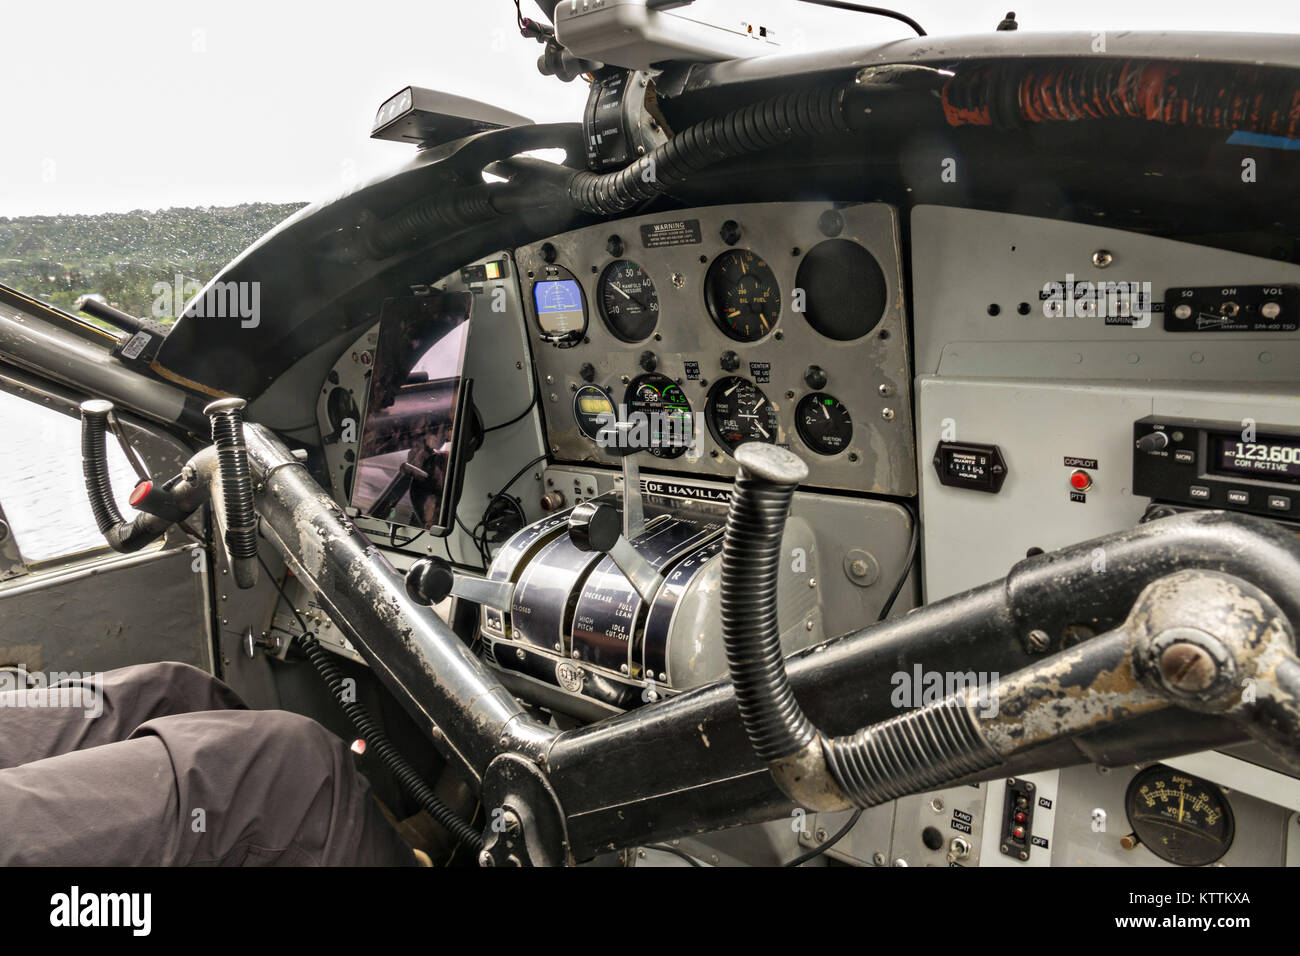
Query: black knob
1136 431 1169 454
639 350 658 372
803 365 828 390
606 234 624 258
540 242 558 264
580 362 596 383
568 501 622 553
719 219 742 246
405 557 455 606
720 350 740 372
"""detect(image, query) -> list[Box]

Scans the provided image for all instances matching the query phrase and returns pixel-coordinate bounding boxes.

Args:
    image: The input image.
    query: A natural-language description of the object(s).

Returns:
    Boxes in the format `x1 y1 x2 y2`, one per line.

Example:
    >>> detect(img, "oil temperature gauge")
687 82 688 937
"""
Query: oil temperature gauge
1124 764 1235 866
796 392 853 456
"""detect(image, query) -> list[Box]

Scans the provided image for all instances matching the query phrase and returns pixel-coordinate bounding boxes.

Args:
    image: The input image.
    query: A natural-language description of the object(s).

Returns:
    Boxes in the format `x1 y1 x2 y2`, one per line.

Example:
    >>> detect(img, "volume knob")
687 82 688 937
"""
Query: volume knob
1136 431 1170 453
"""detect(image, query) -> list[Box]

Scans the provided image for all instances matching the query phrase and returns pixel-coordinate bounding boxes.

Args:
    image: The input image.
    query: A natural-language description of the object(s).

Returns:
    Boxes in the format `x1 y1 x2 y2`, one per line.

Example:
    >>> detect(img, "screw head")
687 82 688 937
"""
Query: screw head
1092 249 1114 268
1157 640 1220 692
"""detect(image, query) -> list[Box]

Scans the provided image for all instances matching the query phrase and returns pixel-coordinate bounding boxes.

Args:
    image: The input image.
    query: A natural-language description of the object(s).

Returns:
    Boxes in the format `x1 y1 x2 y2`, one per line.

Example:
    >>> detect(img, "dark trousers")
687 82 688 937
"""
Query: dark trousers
0 662 415 865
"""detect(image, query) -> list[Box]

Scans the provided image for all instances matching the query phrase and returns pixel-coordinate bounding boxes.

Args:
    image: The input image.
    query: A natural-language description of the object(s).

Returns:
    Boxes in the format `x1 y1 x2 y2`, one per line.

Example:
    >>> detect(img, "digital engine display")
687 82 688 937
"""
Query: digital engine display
1211 434 1300 483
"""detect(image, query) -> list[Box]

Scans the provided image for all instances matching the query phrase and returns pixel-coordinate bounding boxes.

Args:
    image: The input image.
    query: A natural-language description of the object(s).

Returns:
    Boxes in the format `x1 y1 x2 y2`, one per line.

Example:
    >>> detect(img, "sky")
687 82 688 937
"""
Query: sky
1 0 1298 218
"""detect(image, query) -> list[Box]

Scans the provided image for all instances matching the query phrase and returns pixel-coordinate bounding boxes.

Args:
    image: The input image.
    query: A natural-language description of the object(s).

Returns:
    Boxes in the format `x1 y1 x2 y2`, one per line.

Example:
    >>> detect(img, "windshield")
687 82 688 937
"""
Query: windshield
1 0 1296 318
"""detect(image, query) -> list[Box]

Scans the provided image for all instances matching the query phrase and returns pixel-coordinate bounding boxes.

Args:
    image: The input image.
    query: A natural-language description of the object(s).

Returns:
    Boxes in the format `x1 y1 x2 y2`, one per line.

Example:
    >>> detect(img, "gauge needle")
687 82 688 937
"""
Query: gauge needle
821 403 830 419
726 308 741 318
754 421 770 439
1178 792 1185 823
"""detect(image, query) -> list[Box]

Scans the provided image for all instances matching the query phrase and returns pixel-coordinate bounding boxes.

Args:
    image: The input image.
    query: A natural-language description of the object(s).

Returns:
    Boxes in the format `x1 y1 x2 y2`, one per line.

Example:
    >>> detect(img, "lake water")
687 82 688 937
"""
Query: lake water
0 391 139 564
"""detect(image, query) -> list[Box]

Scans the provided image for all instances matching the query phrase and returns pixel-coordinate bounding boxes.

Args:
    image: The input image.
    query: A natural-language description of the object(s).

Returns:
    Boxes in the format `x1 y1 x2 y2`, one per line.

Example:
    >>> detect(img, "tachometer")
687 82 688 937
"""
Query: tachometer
598 260 659 342
1124 764 1235 866
796 392 853 456
706 376 779 453
705 249 780 342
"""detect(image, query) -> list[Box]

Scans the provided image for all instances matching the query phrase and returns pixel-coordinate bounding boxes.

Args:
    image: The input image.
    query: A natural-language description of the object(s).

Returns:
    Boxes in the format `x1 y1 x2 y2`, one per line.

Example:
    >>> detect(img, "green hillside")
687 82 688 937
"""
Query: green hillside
0 202 306 321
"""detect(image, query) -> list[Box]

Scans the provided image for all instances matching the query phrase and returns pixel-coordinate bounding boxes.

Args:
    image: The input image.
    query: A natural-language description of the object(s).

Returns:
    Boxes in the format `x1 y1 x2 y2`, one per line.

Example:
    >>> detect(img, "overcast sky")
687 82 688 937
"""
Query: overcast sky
2 0 1298 218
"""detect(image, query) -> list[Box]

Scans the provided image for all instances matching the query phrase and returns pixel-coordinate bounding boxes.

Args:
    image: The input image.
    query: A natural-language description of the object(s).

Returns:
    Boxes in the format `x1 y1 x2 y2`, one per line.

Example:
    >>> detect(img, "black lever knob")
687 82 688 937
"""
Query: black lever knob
568 501 622 553
406 557 456 606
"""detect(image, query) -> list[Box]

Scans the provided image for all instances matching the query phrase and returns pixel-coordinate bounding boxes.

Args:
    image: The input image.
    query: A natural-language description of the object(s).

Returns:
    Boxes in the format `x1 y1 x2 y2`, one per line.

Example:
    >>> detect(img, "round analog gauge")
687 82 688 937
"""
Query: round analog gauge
795 238 887 340
706 376 779 453
573 384 615 442
1124 765 1235 866
623 373 694 459
704 249 781 342
796 392 853 456
530 264 586 347
598 260 660 342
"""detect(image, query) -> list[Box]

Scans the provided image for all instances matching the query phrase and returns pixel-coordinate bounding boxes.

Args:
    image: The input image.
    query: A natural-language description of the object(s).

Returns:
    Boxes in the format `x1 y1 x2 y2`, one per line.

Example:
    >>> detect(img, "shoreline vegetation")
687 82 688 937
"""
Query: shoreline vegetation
0 202 305 326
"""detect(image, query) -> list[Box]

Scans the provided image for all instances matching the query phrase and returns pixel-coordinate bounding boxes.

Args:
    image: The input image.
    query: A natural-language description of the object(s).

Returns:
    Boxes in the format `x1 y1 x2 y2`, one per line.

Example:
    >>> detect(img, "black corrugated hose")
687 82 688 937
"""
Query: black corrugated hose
364 83 858 255
296 630 485 852
568 85 852 216
79 401 167 553
719 449 819 764
721 444 999 809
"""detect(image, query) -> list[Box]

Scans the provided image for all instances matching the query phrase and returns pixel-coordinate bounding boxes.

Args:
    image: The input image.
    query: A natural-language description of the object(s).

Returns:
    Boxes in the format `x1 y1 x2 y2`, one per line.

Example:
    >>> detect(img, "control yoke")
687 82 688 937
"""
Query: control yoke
78 397 260 588
717 443 1300 812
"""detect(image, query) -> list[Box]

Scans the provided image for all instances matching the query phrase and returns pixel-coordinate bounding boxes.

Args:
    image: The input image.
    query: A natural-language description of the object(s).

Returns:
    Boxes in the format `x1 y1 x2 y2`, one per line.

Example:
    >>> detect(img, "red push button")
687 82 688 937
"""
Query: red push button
1069 470 1093 492
129 480 152 506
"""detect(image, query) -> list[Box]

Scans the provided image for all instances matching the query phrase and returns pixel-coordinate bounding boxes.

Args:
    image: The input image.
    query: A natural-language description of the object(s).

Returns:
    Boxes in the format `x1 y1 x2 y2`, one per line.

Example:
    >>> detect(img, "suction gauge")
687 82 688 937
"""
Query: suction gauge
796 392 853 455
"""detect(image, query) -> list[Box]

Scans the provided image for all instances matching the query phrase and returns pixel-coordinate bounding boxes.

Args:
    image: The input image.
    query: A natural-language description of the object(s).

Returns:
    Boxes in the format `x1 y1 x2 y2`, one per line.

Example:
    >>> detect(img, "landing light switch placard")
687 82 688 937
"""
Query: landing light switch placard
933 441 1007 494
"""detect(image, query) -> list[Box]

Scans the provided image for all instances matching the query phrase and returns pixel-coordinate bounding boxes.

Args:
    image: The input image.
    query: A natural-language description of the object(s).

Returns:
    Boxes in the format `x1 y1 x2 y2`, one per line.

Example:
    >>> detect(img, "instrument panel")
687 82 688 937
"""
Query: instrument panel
516 202 917 496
